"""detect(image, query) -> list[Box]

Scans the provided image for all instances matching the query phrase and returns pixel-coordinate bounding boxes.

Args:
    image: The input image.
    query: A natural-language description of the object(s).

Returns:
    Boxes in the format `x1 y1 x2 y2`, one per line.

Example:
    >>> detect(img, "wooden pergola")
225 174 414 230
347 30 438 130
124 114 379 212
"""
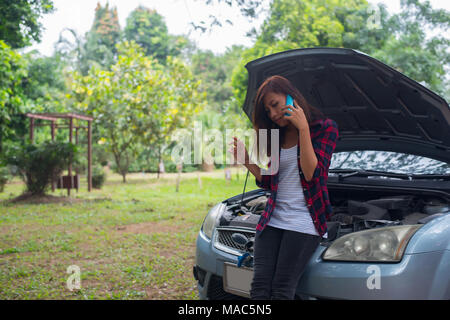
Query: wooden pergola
25 112 94 195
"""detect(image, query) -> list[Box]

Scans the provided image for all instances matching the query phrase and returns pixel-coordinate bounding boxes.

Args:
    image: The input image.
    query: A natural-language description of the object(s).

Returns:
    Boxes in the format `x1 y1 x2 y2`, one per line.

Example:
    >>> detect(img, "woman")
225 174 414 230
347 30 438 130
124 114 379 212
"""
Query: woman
228 75 339 300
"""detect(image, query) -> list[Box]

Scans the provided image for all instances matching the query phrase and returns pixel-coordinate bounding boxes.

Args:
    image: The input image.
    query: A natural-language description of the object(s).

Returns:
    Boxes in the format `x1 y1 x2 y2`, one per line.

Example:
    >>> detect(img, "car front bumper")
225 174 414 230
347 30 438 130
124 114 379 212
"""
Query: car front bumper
194 229 248 300
195 228 450 300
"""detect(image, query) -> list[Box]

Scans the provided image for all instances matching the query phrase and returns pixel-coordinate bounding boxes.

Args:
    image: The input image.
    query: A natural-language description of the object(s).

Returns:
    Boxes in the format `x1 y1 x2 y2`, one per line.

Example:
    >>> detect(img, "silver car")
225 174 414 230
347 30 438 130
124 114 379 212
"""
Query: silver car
193 48 450 300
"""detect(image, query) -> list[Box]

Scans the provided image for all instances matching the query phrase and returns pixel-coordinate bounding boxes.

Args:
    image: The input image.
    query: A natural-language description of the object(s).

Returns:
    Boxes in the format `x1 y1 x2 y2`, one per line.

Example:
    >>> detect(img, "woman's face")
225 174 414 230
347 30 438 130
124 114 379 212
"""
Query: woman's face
263 91 289 127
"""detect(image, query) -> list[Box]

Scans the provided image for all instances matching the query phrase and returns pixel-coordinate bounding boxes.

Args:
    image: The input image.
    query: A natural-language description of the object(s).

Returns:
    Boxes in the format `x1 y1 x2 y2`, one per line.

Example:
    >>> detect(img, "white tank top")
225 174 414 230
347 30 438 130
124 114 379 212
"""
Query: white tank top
267 144 328 238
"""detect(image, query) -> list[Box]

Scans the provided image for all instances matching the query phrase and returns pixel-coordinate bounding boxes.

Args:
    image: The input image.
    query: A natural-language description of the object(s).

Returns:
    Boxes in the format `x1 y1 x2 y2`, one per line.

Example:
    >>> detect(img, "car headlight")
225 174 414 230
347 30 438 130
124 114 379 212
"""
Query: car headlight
201 202 226 240
323 225 422 262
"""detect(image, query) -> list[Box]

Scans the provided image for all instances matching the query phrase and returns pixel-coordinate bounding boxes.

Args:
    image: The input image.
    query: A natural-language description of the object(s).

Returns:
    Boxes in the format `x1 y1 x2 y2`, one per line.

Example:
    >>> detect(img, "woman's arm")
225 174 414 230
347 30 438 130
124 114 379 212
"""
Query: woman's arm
229 136 271 189
298 127 318 182
303 119 339 183
245 162 263 183
245 158 272 190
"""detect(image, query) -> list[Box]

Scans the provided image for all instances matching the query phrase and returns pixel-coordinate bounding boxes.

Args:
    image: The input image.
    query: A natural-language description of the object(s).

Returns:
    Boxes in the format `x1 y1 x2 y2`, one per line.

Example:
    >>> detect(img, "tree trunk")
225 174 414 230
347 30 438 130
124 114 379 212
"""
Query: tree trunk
176 161 182 192
0 120 3 155
197 171 202 189
202 160 214 172
113 153 127 183
157 146 161 179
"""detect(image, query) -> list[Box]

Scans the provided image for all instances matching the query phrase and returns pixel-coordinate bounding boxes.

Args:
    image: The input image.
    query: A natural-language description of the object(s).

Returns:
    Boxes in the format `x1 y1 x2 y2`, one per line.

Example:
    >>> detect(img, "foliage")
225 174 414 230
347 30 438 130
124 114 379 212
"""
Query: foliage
69 41 205 182
55 3 122 75
6 141 78 195
0 40 28 153
54 28 90 75
189 45 250 168
92 165 106 189
0 44 71 156
83 2 122 71
191 0 267 33
231 0 371 106
0 42 70 155
369 0 450 99
21 50 69 113
0 0 54 49
255 0 364 47
91 2 121 50
190 45 245 113
231 39 298 107
138 53 206 176
124 6 187 64
231 0 450 105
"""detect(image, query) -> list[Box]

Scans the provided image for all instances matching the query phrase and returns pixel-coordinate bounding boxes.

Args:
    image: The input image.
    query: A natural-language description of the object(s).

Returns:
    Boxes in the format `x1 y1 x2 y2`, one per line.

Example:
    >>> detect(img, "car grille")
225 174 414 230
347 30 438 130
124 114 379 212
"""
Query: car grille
214 228 255 255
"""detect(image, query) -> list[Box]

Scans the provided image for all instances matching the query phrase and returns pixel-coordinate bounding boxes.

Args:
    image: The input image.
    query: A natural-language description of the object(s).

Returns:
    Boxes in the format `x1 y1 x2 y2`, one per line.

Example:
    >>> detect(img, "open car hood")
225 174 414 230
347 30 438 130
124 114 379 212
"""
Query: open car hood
243 48 450 163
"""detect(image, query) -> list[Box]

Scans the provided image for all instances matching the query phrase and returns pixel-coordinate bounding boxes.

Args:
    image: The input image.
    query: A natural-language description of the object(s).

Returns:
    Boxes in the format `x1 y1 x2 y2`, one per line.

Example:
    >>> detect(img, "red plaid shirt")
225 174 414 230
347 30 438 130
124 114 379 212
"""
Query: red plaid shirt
255 118 339 238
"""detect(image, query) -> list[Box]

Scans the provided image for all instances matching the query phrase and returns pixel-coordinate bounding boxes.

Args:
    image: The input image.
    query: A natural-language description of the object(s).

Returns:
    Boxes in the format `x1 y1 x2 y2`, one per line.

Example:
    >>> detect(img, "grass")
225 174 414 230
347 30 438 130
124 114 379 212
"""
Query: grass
0 167 257 300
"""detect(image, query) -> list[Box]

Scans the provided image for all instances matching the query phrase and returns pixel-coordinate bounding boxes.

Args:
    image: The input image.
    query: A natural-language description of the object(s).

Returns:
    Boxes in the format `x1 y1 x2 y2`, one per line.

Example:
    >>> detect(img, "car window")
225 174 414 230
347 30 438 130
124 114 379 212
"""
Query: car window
330 151 450 175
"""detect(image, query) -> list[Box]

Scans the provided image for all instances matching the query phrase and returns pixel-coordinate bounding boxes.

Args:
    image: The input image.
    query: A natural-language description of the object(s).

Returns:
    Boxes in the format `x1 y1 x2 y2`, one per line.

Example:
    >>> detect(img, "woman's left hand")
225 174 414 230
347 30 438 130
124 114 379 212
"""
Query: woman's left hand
282 100 309 132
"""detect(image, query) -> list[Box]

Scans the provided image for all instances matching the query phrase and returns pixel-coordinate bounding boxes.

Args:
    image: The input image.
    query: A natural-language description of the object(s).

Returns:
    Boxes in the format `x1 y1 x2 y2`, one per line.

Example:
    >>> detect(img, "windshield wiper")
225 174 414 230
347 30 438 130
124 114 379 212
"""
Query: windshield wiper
329 169 450 181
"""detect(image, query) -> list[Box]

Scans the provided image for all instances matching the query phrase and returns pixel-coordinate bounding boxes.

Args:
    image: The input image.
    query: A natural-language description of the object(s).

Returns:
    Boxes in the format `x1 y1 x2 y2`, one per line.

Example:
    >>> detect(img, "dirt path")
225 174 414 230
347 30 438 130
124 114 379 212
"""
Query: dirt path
107 166 248 181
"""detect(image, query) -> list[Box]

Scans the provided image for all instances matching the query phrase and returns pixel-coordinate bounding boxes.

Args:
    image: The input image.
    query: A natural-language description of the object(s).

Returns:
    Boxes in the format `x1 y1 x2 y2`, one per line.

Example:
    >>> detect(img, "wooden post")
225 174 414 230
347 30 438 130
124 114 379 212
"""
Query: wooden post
87 121 92 192
75 127 79 192
51 120 56 192
68 117 73 196
29 118 34 143
51 121 55 140
157 146 161 179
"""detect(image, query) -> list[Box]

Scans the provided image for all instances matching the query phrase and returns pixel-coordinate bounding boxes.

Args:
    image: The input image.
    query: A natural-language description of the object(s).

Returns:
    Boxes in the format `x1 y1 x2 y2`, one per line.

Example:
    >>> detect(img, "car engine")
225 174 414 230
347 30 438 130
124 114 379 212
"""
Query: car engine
219 193 450 243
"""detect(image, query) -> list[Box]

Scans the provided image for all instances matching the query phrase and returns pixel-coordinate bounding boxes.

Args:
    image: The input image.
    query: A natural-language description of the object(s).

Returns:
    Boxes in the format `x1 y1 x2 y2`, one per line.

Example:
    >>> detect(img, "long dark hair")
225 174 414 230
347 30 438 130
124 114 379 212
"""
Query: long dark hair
252 75 325 159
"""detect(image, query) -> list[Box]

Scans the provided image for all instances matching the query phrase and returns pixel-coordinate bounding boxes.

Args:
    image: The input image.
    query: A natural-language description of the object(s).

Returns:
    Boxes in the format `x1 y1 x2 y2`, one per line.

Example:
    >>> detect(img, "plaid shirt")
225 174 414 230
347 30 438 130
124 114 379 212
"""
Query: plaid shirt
255 118 339 238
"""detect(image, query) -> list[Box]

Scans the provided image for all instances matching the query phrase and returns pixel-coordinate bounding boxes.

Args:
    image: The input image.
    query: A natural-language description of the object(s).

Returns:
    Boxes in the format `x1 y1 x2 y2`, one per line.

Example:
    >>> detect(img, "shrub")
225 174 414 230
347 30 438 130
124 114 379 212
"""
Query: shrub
92 166 106 189
7 141 78 195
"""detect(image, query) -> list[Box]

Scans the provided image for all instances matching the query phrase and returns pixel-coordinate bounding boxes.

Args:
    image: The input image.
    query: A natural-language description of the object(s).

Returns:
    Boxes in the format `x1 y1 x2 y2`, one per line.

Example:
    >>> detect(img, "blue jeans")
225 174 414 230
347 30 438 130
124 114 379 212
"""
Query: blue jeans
250 225 321 300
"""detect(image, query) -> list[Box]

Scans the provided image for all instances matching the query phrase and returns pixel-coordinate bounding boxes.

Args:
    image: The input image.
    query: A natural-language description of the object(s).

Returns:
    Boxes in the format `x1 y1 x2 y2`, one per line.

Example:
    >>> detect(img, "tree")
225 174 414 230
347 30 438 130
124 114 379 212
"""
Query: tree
0 0 54 49
0 41 27 154
143 55 206 177
81 2 121 73
190 45 245 113
69 41 205 182
54 28 88 73
124 6 189 63
369 0 450 99
54 4 121 76
191 0 267 33
231 0 450 106
90 2 121 50
22 50 68 112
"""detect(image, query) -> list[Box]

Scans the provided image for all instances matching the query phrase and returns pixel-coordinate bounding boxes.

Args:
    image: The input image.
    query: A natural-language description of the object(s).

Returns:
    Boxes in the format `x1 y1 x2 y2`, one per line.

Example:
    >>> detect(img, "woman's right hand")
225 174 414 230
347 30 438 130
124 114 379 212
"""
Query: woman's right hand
227 136 249 165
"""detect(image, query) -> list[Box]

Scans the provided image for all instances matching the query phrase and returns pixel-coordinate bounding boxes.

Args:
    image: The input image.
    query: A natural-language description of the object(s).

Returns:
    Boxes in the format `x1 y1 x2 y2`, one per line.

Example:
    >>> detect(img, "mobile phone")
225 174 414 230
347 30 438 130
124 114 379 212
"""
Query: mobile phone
285 94 293 116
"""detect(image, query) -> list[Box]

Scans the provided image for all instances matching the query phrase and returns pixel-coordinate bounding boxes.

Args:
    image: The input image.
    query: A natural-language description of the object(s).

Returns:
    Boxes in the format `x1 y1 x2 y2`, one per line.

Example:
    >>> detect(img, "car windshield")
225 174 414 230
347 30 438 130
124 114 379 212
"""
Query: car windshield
330 151 450 175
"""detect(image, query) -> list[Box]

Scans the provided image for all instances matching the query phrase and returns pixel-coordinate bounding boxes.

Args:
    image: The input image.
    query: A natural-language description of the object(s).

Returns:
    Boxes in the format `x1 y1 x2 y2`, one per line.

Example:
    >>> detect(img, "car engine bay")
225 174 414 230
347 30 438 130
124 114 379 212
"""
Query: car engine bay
220 191 450 243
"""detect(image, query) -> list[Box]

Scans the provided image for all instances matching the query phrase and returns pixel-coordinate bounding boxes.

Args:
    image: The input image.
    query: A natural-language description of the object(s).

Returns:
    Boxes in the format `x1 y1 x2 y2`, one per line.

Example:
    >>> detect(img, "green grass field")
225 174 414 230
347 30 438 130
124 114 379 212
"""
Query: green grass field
0 168 256 299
